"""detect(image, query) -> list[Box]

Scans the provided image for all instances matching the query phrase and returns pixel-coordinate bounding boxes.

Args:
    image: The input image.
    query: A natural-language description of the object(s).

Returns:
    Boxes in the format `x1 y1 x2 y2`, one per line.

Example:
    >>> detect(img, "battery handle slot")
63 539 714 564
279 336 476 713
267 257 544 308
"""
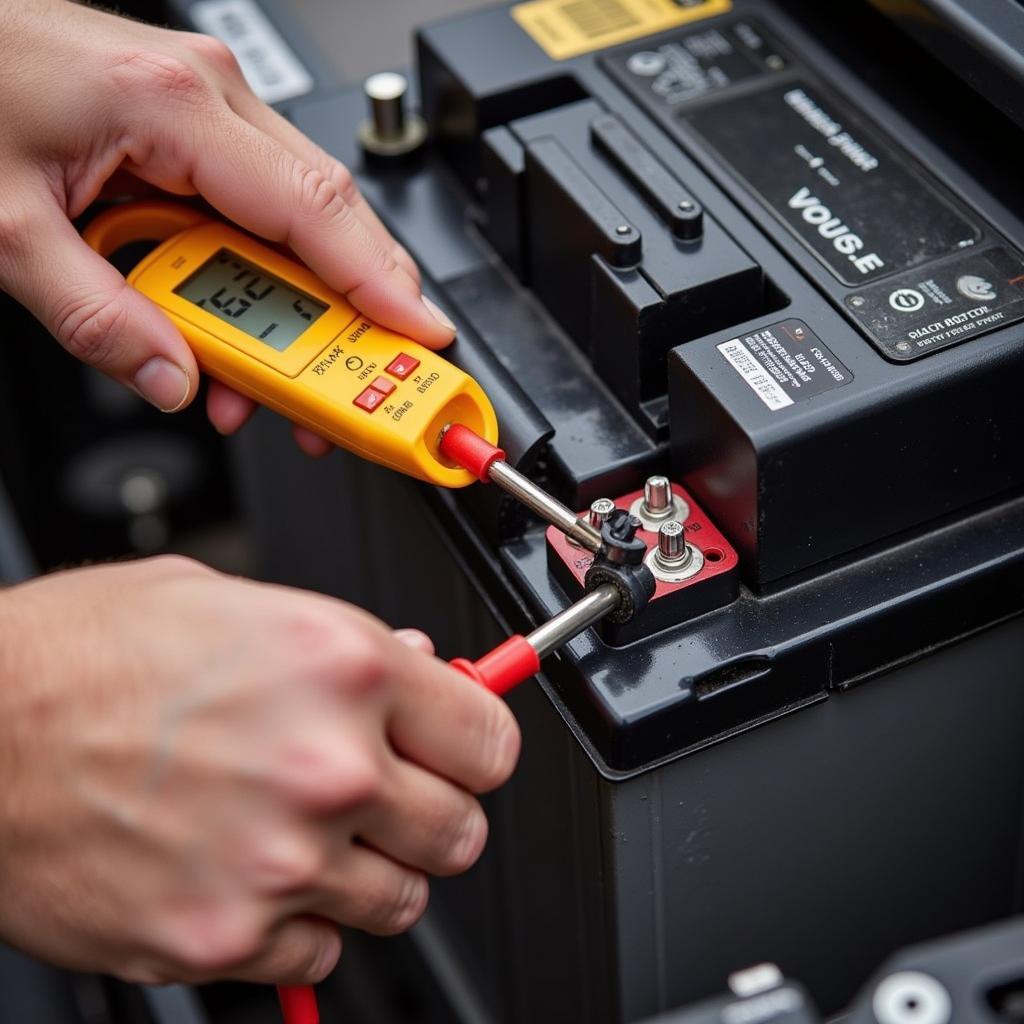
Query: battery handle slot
693 657 772 701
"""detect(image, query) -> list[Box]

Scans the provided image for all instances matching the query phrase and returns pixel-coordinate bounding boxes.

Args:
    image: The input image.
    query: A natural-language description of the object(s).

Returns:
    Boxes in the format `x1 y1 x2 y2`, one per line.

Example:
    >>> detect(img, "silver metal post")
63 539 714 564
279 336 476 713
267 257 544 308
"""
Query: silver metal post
358 71 427 157
365 71 407 142
488 460 603 553
525 584 620 659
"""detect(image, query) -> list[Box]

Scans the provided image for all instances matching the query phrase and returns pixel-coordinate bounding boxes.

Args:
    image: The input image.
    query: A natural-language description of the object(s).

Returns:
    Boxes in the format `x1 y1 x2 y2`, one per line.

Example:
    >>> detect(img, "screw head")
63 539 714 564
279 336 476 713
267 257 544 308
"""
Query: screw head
588 497 616 529
615 224 632 236
678 199 694 211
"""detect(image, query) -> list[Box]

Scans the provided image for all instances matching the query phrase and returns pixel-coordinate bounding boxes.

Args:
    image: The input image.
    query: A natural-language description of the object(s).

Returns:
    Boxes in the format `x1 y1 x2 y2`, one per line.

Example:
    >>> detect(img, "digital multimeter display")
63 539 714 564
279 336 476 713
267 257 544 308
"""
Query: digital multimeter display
174 249 328 351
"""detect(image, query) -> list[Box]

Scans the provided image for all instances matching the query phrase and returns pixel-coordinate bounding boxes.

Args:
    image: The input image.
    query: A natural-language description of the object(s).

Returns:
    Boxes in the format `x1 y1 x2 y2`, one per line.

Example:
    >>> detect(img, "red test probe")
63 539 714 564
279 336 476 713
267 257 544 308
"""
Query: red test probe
277 425 619 1024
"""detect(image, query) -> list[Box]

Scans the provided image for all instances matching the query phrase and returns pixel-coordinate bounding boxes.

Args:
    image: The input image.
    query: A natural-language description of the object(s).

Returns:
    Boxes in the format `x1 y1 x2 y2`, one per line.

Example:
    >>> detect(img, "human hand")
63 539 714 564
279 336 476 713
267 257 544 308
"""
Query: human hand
0 0 454 455
0 557 519 985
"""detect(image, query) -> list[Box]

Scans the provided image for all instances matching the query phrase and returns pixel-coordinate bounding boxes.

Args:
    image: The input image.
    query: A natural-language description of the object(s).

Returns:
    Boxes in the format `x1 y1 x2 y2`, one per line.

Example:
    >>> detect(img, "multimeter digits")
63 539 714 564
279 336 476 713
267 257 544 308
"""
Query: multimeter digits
83 202 497 488
175 249 328 351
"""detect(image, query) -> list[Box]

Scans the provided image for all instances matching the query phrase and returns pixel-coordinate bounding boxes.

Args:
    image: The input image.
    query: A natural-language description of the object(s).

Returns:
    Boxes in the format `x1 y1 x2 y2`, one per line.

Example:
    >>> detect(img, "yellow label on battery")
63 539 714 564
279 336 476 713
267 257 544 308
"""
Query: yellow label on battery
510 0 731 61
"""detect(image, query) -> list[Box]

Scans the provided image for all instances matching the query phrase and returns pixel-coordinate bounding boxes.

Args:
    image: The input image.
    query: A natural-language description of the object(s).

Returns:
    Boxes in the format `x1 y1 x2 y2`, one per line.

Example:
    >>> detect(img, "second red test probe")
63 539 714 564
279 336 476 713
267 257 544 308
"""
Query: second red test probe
450 582 621 692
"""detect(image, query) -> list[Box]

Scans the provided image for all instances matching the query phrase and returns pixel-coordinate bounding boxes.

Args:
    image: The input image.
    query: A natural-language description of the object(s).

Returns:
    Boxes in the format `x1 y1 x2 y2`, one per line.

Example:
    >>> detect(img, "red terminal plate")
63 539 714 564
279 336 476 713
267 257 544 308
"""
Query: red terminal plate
545 482 739 604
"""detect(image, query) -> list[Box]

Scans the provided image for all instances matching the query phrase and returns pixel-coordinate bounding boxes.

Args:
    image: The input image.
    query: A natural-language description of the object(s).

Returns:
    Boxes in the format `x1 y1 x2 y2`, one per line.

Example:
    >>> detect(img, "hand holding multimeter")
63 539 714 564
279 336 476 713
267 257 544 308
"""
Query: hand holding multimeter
84 202 498 486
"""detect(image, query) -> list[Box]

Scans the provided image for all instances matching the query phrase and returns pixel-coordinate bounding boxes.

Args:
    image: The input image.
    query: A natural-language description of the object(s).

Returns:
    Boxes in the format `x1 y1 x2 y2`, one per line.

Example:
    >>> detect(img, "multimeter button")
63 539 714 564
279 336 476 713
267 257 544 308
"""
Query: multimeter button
385 353 420 380
369 375 396 396
353 386 386 413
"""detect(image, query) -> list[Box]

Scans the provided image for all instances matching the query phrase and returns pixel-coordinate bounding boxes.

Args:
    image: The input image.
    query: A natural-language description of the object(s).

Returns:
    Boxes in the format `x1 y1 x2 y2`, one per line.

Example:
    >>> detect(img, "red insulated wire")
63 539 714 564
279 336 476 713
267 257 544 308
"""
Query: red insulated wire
278 984 319 1024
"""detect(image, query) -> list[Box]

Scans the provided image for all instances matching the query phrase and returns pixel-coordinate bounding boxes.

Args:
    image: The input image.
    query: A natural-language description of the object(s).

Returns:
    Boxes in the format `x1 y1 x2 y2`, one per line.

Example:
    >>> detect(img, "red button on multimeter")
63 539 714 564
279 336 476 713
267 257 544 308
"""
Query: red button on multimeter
386 353 420 380
353 386 386 412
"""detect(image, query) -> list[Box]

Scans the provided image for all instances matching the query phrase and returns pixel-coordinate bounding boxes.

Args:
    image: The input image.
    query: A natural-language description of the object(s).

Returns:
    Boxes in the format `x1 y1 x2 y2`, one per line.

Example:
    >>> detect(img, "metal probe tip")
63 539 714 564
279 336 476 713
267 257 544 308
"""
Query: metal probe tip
526 583 620 659
487 460 604 553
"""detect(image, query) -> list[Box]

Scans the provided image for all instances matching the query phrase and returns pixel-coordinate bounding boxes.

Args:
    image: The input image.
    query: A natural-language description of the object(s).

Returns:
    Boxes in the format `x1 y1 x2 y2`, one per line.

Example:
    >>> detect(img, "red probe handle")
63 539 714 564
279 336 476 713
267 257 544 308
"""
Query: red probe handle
450 635 541 695
278 984 319 1024
439 424 505 482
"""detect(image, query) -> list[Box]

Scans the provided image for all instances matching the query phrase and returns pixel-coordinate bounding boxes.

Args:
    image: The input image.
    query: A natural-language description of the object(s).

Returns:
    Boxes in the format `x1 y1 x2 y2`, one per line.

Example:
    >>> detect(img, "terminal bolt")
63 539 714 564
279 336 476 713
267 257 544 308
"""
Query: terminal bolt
588 497 617 530
570 497 616 548
645 520 704 583
631 475 689 531
358 71 427 159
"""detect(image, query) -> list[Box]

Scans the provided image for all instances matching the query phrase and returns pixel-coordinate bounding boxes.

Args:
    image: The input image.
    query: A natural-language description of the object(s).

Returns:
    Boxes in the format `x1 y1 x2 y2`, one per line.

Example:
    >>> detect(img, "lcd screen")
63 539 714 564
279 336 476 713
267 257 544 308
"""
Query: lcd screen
174 248 328 351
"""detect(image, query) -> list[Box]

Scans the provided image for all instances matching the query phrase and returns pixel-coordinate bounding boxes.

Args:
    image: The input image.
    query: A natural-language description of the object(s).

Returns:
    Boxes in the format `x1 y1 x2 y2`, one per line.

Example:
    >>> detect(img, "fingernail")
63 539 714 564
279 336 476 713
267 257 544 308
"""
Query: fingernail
393 628 434 654
421 295 456 333
133 357 190 412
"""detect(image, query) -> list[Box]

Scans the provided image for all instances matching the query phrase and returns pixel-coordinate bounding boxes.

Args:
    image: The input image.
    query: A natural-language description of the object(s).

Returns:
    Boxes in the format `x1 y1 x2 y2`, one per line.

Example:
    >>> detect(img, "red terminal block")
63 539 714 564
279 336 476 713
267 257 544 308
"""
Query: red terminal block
547 479 739 645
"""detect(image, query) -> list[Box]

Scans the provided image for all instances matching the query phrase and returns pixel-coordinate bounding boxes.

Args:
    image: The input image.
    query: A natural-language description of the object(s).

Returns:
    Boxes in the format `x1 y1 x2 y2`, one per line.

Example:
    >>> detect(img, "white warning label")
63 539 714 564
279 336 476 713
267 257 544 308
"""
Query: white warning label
717 338 794 410
717 319 853 411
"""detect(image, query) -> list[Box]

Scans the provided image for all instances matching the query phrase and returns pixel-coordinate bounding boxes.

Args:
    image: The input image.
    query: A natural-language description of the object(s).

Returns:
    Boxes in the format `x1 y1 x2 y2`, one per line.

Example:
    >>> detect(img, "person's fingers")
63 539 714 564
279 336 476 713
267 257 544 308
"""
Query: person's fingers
206 380 332 456
0 192 198 411
291 425 333 458
227 92 422 287
96 168 190 204
393 629 434 656
309 842 429 936
224 916 341 986
359 757 487 877
125 101 454 346
205 381 332 457
383 643 521 794
206 380 257 434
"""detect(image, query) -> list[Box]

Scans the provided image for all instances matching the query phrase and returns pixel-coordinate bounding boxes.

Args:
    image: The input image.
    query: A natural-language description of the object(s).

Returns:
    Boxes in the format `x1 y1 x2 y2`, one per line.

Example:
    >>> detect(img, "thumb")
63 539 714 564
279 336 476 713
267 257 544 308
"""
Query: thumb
3 197 199 411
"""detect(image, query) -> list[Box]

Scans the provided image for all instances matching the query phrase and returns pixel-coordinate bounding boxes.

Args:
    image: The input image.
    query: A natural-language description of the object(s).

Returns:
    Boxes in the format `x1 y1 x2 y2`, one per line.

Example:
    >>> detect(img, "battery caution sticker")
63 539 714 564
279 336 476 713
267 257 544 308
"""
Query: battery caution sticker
717 320 852 411
847 247 1024 360
511 0 731 61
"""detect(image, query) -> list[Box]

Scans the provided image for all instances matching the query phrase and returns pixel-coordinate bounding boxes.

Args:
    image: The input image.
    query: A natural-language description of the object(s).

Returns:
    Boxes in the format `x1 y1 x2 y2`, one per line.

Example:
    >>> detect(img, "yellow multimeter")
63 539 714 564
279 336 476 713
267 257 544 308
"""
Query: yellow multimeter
83 202 497 487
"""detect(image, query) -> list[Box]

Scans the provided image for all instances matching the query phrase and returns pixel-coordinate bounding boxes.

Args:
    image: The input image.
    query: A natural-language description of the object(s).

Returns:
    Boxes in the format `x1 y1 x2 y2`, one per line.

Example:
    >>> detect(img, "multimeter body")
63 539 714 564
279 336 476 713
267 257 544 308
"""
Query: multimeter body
85 203 497 487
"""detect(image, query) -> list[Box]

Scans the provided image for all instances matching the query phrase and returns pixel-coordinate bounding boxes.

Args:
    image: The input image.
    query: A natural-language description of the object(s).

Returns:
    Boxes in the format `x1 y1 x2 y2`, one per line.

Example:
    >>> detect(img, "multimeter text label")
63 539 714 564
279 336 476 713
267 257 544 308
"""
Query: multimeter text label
311 345 345 376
